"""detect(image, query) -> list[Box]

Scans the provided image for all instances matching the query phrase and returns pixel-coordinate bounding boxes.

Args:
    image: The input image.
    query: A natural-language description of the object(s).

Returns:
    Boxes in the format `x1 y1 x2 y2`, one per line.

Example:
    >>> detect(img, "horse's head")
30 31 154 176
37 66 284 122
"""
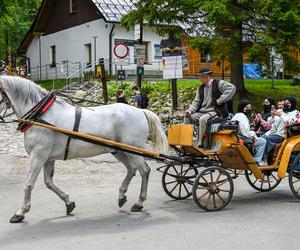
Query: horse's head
0 76 48 118
0 77 13 121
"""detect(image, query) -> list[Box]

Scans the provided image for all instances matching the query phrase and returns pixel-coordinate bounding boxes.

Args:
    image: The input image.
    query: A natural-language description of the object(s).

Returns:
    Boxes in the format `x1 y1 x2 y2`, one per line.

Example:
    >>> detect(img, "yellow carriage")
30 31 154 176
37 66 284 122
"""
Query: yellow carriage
158 123 300 211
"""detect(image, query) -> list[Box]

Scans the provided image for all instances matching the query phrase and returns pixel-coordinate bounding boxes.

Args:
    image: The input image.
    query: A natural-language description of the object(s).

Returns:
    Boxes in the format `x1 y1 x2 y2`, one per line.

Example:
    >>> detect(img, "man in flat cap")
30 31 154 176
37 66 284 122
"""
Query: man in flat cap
186 67 236 147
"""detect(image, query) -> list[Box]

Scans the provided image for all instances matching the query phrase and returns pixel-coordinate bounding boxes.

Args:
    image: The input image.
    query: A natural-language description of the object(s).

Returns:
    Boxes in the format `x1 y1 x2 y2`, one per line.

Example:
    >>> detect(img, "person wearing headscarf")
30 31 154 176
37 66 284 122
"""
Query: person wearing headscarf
262 96 300 160
231 100 267 166
253 97 275 136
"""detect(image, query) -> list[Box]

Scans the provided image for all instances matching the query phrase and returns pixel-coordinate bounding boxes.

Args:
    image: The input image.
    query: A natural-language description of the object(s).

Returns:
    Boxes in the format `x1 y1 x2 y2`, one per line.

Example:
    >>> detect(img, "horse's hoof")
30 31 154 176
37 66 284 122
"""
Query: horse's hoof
66 202 76 215
119 197 127 208
10 214 25 223
131 204 143 212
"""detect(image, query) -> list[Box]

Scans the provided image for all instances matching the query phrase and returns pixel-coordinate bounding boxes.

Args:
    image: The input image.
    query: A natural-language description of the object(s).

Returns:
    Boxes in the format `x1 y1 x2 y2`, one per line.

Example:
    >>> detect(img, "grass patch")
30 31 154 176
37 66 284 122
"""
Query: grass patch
36 79 66 90
107 79 298 111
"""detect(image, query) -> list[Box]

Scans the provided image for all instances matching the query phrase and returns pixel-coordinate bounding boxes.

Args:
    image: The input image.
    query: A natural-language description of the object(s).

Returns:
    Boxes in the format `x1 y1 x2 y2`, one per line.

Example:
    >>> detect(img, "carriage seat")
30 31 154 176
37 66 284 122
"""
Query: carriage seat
204 118 239 150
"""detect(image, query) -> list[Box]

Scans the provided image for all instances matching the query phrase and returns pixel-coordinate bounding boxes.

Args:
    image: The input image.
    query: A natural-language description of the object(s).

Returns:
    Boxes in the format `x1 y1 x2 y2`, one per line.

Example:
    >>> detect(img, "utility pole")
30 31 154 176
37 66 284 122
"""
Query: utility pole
34 32 44 82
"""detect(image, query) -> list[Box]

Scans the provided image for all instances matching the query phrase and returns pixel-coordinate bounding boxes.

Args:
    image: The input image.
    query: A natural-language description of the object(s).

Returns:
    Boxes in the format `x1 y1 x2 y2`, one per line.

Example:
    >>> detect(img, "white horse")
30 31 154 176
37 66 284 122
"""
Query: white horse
0 76 169 223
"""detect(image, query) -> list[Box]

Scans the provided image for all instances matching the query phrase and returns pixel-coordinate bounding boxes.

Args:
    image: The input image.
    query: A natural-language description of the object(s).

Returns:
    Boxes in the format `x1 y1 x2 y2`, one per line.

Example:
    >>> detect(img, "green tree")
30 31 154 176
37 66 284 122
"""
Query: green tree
0 0 41 59
122 0 300 97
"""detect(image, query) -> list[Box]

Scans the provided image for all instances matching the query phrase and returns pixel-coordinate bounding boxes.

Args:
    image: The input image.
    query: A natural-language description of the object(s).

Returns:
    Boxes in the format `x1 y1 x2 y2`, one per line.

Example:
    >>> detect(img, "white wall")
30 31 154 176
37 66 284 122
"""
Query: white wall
26 18 165 81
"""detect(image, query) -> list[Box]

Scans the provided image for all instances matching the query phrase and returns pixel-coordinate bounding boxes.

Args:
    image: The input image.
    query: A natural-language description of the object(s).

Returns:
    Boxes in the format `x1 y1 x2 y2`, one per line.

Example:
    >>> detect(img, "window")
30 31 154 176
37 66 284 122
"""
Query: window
85 43 92 66
154 44 162 60
70 0 77 14
200 49 211 63
50 46 56 67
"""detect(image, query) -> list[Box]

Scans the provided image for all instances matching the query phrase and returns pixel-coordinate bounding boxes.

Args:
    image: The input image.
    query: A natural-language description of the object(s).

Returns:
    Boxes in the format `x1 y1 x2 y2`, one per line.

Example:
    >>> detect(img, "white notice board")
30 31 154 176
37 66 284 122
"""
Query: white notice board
162 52 183 79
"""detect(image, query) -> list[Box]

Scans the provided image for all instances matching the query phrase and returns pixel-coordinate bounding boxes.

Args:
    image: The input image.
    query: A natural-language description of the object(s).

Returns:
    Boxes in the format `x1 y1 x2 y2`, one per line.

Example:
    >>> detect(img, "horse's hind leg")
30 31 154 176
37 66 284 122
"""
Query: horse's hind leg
128 156 151 212
10 155 45 223
44 161 75 215
112 152 137 208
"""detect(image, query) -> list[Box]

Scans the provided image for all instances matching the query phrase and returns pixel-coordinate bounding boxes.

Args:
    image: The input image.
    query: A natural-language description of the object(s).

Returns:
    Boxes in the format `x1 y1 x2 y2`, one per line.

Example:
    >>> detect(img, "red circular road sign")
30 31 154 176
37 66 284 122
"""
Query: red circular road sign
114 42 129 59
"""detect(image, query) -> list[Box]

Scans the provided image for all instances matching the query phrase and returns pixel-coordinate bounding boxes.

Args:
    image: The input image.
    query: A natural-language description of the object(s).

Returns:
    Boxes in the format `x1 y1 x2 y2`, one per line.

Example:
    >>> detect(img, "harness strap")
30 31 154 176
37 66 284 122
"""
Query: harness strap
64 106 82 161
18 91 56 132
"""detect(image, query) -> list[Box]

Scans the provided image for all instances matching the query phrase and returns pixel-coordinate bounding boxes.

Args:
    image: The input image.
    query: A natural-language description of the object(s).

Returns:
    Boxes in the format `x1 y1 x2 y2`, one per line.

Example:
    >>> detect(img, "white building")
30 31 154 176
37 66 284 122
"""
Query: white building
18 0 166 81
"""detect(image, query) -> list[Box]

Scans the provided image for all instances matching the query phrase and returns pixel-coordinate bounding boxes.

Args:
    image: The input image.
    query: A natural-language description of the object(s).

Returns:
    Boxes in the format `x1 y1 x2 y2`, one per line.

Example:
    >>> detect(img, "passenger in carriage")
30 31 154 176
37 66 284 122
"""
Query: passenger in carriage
231 100 267 166
185 67 236 147
253 97 275 136
271 96 299 124
277 99 285 112
262 96 300 158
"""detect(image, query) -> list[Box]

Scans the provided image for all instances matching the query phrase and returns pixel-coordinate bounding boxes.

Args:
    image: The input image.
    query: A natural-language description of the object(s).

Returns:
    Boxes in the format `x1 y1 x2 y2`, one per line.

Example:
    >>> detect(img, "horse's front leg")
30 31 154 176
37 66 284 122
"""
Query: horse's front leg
10 155 46 223
44 161 75 215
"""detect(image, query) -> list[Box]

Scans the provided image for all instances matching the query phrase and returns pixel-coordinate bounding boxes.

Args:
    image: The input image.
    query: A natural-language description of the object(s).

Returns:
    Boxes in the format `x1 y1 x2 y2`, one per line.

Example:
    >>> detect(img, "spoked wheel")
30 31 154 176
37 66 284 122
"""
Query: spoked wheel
289 153 300 199
192 166 234 211
245 170 281 192
162 164 198 200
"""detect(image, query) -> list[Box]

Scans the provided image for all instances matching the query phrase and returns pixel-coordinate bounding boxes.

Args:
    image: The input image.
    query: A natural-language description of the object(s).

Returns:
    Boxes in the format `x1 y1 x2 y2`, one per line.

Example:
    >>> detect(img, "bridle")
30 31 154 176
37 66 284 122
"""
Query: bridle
0 87 14 123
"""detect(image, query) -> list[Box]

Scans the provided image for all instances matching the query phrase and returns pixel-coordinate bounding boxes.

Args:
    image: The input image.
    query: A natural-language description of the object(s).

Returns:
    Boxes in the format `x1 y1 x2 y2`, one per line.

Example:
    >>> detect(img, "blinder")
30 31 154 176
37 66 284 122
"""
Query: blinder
0 87 13 123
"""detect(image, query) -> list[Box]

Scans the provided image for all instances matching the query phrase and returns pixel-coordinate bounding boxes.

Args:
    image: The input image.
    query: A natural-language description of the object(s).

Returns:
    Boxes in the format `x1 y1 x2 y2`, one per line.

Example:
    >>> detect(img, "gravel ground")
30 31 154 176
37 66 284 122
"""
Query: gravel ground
0 121 300 250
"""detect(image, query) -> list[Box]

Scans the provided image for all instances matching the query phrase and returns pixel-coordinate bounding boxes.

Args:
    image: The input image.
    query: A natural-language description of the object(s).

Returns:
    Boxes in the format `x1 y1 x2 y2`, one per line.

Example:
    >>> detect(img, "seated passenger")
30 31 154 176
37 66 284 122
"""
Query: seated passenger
253 97 275 136
262 96 299 159
262 107 285 158
185 67 236 147
231 100 267 166
271 96 299 125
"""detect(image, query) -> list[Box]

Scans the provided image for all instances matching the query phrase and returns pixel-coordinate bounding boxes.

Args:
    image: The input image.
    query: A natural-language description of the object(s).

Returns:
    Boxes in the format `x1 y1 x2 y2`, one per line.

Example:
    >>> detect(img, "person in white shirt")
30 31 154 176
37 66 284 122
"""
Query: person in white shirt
231 100 267 166
262 96 299 157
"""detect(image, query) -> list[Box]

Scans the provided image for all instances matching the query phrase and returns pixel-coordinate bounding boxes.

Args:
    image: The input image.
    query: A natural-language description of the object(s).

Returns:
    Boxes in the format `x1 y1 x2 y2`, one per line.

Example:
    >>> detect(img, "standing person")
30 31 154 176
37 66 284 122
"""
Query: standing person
116 89 128 104
185 67 236 147
132 86 149 109
231 100 267 166
132 86 142 108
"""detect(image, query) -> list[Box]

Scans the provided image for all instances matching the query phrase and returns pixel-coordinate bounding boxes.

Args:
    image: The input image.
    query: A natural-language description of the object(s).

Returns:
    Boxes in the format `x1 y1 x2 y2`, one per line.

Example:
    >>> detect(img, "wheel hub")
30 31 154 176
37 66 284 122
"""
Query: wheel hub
209 186 220 194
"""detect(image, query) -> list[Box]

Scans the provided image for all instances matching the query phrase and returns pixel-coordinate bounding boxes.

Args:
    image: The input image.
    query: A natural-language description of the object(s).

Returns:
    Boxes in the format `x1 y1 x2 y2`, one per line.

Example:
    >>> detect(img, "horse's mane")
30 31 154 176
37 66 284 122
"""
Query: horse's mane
0 76 51 104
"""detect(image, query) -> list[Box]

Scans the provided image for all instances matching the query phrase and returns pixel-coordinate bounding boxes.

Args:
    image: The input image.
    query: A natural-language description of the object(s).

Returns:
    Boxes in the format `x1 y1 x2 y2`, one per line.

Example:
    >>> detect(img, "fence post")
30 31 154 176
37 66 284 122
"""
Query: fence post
79 62 82 84
66 60 69 78
99 58 108 103
37 66 39 82
46 64 48 80
55 65 57 80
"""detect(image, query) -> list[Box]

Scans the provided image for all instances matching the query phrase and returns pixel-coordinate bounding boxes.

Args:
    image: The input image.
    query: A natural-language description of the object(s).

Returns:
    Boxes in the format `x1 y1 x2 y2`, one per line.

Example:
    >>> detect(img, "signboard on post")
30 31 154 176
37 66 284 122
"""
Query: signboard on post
137 67 144 76
135 44 145 77
114 42 129 59
134 44 146 61
114 58 130 66
117 70 126 81
162 50 183 79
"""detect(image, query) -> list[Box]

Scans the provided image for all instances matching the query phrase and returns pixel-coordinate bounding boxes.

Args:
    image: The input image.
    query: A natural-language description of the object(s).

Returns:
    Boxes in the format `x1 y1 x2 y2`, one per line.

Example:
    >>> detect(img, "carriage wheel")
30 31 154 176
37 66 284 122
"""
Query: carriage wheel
289 153 300 199
162 164 198 200
245 170 281 192
192 166 234 211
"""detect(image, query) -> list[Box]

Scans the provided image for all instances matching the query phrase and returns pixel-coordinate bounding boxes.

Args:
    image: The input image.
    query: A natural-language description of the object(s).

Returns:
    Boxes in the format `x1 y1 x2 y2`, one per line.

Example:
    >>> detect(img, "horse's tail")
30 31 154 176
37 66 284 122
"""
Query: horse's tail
142 109 169 155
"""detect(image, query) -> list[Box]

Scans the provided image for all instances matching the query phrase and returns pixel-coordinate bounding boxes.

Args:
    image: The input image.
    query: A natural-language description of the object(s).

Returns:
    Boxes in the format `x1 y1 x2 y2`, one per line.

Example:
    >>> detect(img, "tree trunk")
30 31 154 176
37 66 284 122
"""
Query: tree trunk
229 23 249 98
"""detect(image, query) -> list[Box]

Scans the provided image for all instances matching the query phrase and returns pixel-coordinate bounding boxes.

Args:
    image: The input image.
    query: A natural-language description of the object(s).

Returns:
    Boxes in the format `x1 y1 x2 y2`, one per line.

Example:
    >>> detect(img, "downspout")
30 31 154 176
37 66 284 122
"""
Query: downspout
109 24 115 76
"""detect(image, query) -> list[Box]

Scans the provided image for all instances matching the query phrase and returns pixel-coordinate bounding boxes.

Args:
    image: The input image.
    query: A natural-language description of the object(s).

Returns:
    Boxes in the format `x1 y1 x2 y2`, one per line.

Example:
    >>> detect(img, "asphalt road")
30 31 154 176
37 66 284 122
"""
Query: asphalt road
1 153 300 250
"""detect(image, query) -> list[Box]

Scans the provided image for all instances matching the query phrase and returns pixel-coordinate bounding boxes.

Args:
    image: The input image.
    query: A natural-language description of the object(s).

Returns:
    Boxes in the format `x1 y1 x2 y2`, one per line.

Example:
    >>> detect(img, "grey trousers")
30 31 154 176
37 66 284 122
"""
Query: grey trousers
185 111 217 145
